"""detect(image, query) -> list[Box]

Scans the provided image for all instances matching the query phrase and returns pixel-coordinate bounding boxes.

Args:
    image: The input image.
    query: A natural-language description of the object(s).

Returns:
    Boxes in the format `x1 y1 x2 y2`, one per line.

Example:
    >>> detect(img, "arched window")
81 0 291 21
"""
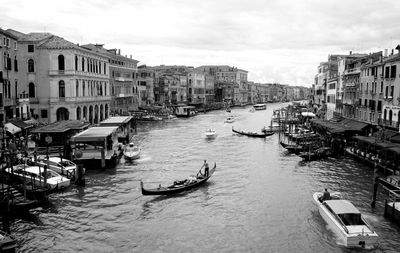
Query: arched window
29 82 35 97
83 80 86 96
82 58 85 72
76 80 79 97
75 55 78 70
58 55 65 71
59 80 65 97
76 107 81 120
28 59 34 72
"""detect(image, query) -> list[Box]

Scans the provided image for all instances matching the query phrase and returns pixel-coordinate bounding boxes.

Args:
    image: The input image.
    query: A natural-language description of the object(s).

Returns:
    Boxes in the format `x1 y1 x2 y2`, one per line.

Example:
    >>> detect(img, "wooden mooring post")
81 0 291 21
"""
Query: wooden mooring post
371 171 379 208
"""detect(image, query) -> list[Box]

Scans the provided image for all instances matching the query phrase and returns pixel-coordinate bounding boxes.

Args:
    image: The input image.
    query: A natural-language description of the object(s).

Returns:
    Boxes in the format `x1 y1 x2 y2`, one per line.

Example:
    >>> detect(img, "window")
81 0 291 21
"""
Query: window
29 82 35 97
59 80 65 97
28 59 34 72
385 66 390 78
58 55 65 71
82 58 85 71
76 80 79 96
28 45 34 52
41 109 48 118
82 80 85 96
75 56 78 71
391 65 397 78
14 56 18 72
14 41 17 50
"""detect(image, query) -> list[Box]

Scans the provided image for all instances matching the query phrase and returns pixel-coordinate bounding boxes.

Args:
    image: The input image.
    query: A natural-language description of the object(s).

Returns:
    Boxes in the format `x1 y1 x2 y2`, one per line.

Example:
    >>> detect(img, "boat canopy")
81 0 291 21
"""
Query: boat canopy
99 116 133 126
301 112 316 117
325 200 360 214
71 126 118 142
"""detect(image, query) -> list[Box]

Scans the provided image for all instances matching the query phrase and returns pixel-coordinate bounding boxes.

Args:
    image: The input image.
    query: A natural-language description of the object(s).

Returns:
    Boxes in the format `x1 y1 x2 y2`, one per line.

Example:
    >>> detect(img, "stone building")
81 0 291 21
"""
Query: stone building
0 28 20 123
81 44 139 116
17 33 111 124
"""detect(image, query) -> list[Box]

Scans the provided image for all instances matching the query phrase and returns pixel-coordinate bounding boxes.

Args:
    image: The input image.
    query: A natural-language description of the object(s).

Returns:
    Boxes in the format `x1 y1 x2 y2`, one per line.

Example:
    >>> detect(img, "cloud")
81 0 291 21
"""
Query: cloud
2 0 400 85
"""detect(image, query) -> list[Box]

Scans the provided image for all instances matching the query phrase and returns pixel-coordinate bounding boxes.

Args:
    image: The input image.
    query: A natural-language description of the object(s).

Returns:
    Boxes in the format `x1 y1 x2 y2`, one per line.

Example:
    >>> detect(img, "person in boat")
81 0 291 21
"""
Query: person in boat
198 160 209 178
322 188 331 201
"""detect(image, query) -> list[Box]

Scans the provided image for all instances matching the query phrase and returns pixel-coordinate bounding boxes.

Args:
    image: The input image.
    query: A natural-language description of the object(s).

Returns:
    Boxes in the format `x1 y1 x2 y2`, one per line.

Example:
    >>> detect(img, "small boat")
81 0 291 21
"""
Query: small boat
379 175 400 192
312 192 379 248
298 147 331 161
253 103 267 110
124 143 141 160
225 116 235 123
141 163 216 195
279 141 305 154
33 156 78 179
232 127 274 138
0 230 17 252
204 129 217 139
5 165 71 191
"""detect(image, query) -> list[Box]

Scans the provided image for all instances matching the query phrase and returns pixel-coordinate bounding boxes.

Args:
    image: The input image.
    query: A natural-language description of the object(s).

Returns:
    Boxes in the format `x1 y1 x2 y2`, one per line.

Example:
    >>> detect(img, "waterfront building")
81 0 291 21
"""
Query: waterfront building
0 28 20 123
380 48 400 130
358 51 383 126
187 70 206 105
81 44 139 116
16 32 111 124
137 65 155 105
196 65 248 106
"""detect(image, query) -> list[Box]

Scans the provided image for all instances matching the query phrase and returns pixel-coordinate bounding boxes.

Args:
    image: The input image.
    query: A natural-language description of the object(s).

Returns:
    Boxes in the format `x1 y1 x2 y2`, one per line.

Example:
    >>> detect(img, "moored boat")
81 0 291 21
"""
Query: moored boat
141 163 216 195
5 165 71 191
123 143 141 160
298 147 332 161
33 156 77 179
379 175 400 192
232 127 274 138
312 192 379 248
0 230 17 253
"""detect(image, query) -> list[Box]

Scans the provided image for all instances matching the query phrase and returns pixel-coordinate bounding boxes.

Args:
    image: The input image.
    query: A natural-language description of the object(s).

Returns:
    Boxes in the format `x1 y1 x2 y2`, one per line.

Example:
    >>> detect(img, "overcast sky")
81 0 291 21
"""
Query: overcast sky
2 0 400 87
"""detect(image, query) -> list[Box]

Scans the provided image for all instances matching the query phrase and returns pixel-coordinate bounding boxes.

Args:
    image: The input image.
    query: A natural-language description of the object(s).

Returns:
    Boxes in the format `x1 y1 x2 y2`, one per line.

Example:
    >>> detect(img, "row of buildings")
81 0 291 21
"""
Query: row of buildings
312 46 400 132
0 27 311 126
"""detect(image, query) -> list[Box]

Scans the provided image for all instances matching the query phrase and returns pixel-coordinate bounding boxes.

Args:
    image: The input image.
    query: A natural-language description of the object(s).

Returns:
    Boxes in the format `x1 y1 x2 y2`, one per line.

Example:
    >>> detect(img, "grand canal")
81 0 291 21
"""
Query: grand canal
11 103 400 252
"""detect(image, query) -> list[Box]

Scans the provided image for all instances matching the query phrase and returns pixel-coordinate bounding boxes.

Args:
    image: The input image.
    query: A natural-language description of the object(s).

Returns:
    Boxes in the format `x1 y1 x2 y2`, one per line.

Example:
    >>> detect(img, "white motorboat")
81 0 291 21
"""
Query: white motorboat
253 103 266 110
6 165 71 190
34 156 78 179
124 143 141 160
312 192 379 248
225 116 235 123
204 129 217 139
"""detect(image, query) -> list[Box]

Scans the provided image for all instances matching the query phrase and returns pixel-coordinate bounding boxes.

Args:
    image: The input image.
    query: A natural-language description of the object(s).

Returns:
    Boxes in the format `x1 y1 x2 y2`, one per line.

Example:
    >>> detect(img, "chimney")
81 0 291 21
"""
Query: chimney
392 49 394 55
349 51 352 55
130 55 132 59
385 49 388 57
118 49 121 55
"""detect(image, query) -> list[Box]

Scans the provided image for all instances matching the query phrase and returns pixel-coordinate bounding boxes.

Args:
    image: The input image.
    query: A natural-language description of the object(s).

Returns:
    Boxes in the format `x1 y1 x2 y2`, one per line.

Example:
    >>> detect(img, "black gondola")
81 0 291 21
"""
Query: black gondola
232 127 274 138
141 163 216 195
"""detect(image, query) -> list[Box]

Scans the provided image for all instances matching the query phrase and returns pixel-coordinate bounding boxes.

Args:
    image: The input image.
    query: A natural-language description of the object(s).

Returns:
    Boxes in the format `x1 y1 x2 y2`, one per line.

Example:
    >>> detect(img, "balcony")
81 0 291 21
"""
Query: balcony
49 69 77 76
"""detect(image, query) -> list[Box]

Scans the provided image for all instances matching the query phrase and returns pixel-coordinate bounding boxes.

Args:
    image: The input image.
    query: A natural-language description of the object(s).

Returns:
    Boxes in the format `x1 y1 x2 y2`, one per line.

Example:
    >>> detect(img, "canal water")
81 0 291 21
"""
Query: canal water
11 104 400 252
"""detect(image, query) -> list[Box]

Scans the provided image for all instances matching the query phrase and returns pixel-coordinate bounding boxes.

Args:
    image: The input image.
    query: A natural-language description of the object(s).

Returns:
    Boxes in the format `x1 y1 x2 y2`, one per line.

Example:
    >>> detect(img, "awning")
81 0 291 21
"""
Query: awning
4 122 21 135
340 119 369 132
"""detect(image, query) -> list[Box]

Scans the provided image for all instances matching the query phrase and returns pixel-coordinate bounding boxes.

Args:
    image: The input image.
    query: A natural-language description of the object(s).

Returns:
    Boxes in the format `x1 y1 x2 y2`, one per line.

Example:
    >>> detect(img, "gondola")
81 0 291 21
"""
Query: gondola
141 163 216 195
279 141 304 153
232 127 274 138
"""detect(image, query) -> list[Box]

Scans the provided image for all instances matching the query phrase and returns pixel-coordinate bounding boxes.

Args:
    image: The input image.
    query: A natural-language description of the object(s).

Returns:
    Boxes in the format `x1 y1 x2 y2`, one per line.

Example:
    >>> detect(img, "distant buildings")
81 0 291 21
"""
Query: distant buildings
0 26 310 128
311 45 400 132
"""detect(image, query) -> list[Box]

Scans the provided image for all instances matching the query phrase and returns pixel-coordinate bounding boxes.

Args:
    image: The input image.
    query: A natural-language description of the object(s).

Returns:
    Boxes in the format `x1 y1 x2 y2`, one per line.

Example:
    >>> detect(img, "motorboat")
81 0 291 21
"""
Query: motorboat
5 164 71 191
253 104 267 110
33 156 78 179
225 115 235 123
0 230 17 252
124 143 141 160
204 129 217 139
312 192 379 248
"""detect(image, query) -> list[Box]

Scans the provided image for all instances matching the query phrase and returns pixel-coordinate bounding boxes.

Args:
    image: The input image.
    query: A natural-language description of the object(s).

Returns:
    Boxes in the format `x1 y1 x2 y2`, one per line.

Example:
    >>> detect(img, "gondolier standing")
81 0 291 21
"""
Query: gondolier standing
199 160 209 177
